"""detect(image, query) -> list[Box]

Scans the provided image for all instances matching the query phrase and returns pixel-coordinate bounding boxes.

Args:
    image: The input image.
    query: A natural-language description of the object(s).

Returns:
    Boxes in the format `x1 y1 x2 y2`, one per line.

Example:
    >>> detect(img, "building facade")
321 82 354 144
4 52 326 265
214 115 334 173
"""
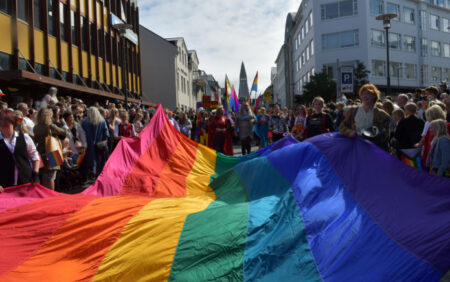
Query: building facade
139 25 176 108
273 45 287 106
278 0 450 106
167 37 196 111
0 0 144 105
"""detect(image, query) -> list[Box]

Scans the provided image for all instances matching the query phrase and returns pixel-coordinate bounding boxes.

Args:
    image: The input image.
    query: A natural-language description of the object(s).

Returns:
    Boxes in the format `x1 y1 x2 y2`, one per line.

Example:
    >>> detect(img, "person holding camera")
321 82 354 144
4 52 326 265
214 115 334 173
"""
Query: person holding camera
339 84 391 151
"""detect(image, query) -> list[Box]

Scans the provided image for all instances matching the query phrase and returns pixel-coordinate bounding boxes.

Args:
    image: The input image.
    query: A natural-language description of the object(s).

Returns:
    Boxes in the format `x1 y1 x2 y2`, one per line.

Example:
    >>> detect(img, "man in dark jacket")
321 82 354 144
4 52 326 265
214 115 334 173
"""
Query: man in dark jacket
394 103 424 150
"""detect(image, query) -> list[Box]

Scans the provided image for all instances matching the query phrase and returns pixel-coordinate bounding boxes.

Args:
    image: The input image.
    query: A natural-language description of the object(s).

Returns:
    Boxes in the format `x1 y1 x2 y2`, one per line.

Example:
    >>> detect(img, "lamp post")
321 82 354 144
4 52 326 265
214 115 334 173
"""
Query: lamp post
376 13 397 96
112 23 133 109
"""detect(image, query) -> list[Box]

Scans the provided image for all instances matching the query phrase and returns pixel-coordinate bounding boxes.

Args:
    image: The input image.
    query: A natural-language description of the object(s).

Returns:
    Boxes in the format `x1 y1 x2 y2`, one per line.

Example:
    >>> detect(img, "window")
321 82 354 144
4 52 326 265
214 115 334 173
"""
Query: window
60 2 67 42
371 29 384 47
34 0 43 29
436 0 445 7
390 62 402 78
430 14 440 30
403 36 416 52
176 73 179 91
431 40 441 56
301 51 305 66
405 64 417 80
387 3 400 21
0 0 10 14
309 12 313 28
295 59 299 72
420 10 426 30
91 23 97 55
389 32 401 50
301 26 305 40
310 40 314 55
323 30 358 50
372 60 386 77
98 30 103 59
370 0 384 16
421 65 428 84
445 68 450 83
295 38 298 50
321 0 357 20
431 66 442 82
306 45 310 61
443 18 450 33
18 0 28 22
421 38 428 57
105 35 111 62
444 43 450 58
81 17 88 51
71 10 78 46
311 67 315 75
403 7 415 24
48 0 55 36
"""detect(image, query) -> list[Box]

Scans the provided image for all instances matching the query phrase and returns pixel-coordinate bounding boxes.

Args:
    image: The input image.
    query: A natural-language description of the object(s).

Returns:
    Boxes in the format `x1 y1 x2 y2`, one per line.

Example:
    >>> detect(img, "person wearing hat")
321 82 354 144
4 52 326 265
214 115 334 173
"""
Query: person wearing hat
439 82 450 97
0 109 40 192
339 84 391 151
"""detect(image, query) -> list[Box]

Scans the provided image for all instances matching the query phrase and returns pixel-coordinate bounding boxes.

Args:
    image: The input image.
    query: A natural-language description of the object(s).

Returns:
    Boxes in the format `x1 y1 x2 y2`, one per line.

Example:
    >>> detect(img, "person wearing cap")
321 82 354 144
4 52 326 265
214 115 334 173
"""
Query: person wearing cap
339 84 391 151
0 109 40 192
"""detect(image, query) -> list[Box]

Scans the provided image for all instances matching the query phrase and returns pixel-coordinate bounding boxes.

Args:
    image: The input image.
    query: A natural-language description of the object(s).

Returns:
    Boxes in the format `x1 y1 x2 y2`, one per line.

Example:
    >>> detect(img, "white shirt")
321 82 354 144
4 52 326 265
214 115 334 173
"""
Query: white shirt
63 123 87 154
355 106 374 133
422 121 431 137
23 116 35 134
0 132 40 185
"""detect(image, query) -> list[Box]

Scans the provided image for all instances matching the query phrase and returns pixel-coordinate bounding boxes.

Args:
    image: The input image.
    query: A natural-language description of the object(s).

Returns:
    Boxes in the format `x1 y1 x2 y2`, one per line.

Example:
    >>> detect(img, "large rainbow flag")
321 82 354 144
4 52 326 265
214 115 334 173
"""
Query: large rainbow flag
0 105 449 281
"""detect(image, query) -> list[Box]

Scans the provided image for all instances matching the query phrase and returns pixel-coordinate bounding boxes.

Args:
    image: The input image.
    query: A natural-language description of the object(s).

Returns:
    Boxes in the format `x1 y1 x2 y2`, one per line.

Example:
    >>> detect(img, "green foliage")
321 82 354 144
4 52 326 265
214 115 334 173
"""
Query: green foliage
303 70 337 104
353 60 370 98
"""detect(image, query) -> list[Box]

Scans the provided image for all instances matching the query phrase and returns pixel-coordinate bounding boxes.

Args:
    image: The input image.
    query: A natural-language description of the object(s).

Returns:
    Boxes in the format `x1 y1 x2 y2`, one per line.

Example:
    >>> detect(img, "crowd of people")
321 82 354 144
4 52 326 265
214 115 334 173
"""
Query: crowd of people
0 82 449 193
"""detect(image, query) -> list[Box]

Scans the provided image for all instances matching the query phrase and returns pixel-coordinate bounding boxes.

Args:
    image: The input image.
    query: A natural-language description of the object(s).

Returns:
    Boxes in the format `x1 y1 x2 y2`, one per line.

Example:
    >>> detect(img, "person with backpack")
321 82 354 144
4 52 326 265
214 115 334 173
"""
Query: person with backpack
304 97 334 139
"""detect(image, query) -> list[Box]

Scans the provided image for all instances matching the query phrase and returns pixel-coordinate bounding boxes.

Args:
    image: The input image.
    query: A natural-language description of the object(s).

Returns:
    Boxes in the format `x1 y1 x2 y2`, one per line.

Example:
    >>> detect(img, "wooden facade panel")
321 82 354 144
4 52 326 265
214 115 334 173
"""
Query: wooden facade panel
34 30 46 64
81 51 88 77
112 65 116 86
61 41 70 72
90 54 96 80
89 0 94 21
0 14 12 54
72 46 79 74
48 36 58 67
17 21 30 59
105 62 110 84
118 68 122 88
98 59 104 82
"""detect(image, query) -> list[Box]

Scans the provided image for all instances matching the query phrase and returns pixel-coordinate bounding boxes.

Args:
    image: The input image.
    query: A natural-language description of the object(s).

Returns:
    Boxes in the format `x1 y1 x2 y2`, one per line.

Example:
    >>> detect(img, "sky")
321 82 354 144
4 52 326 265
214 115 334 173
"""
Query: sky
138 0 299 97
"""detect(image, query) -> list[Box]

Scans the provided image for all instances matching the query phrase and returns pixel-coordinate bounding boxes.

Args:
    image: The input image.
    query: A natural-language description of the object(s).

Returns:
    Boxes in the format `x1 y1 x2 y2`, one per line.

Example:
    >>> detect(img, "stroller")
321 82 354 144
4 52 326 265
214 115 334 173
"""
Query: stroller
55 158 83 193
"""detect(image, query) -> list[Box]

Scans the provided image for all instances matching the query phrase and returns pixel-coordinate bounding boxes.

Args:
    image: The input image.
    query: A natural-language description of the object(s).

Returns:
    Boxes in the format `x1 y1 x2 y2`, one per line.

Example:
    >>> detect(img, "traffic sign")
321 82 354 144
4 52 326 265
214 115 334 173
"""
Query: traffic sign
341 67 354 93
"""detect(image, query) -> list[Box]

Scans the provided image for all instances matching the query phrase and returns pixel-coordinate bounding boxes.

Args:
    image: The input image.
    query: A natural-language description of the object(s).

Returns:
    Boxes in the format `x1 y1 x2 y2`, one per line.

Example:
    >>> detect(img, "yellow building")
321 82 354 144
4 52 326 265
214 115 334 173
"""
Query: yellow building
0 0 148 105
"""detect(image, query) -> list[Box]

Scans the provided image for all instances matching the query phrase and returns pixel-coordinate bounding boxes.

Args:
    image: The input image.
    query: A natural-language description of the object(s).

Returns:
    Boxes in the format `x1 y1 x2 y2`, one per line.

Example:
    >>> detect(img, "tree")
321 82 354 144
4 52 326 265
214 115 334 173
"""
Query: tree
303 70 336 104
353 60 370 98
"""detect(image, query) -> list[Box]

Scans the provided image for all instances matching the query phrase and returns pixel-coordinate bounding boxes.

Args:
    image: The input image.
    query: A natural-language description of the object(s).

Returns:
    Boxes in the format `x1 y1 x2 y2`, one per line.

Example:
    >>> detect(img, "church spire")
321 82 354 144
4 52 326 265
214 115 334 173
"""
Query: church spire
238 62 249 100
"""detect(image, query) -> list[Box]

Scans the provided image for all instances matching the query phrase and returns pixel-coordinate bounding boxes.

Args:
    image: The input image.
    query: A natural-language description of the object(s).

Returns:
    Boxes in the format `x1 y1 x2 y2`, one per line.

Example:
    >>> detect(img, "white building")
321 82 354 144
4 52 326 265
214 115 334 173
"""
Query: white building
278 0 450 106
167 38 196 111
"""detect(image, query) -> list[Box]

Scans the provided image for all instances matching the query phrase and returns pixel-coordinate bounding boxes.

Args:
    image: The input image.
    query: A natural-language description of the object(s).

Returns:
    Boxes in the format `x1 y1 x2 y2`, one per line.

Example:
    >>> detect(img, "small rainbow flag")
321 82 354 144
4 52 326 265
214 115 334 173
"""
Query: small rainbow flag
399 148 423 170
72 153 85 166
46 150 63 167
16 117 23 131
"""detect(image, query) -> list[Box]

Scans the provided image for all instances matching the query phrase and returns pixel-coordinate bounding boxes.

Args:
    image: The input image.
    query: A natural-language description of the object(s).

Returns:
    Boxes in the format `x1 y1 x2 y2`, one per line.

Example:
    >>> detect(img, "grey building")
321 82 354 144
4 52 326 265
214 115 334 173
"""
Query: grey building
277 0 450 106
274 45 287 106
139 25 177 109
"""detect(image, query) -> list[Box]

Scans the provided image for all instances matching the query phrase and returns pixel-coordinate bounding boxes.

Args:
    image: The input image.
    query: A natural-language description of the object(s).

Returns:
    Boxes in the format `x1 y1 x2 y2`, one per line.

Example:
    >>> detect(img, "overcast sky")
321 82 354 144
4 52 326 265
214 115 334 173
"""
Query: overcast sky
138 0 299 96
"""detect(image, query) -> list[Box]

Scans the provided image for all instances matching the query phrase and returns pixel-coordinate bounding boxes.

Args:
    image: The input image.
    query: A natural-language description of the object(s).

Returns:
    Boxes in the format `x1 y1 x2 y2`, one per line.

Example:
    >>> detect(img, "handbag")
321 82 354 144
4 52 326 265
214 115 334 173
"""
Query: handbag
45 128 64 168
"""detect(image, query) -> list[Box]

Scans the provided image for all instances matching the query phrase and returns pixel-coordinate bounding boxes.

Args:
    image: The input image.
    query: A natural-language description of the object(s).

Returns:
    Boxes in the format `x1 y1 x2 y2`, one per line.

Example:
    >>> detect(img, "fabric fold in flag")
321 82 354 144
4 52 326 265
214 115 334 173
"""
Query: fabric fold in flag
0 105 449 281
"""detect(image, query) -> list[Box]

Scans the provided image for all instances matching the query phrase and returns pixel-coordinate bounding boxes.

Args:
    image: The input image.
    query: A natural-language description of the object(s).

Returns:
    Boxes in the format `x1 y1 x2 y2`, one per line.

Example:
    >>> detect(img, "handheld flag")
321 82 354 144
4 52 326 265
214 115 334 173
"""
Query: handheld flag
251 72 258 93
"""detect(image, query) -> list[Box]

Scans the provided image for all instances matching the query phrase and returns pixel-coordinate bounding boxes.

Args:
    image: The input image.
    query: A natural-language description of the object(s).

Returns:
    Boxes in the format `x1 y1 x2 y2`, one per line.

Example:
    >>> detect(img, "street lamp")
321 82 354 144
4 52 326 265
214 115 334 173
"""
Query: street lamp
376 13 397 96
112 23 133 109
